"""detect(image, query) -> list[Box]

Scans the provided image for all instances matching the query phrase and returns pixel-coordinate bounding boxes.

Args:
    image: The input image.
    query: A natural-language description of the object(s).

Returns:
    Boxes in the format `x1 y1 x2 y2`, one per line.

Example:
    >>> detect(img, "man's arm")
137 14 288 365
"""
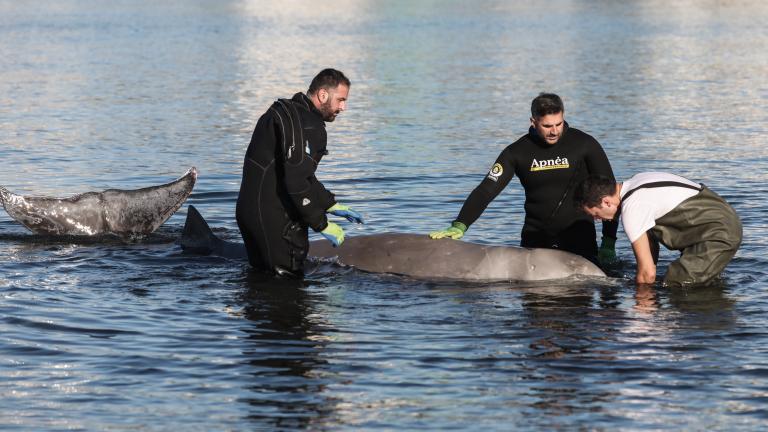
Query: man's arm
631 232 658 284
454 151 515 228
271 105 331 232
430 149 515 239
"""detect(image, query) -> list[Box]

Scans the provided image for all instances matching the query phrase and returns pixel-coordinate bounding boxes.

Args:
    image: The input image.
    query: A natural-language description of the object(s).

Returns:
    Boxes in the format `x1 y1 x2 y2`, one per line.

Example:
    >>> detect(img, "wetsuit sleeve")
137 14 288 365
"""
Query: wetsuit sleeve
306 145 337 213
584 138 619 239
308 174 336 214
455 148 515 229
283 154 331 232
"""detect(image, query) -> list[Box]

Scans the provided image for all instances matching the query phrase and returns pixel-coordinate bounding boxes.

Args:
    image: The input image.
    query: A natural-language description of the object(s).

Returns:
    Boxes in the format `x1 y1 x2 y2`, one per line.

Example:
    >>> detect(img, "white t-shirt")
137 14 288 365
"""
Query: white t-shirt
620 172 701 243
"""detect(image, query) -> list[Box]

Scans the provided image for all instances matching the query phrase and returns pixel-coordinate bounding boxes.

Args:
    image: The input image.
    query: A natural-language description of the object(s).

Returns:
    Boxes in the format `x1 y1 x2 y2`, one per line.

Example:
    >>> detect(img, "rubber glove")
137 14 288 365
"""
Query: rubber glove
327 203 364 224
598 236 617 266
428 221 467 240
321 222 345 247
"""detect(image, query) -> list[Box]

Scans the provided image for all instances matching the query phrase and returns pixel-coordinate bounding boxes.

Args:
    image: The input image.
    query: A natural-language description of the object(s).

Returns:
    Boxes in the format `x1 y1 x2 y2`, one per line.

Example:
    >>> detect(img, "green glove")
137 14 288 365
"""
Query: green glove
327 203 364 224
321 222 345 247
598 236 617 266
429 221 467 240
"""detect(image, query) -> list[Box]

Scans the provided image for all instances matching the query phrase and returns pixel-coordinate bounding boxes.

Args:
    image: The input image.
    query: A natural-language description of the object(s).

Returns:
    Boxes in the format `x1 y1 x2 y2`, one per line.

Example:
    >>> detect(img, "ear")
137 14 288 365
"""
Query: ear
318 88 329 103
530 116 535 127
601 196 613 208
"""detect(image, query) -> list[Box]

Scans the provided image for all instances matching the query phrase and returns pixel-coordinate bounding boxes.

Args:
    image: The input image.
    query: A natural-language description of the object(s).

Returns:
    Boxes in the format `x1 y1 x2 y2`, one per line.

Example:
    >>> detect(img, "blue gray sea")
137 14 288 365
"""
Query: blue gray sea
1 1 767 430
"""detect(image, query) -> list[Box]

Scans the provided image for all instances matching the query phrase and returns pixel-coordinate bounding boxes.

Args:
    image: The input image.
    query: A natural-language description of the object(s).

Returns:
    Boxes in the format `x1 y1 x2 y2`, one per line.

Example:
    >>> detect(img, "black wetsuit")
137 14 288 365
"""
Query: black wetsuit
236 92 336 276
455 123 618 262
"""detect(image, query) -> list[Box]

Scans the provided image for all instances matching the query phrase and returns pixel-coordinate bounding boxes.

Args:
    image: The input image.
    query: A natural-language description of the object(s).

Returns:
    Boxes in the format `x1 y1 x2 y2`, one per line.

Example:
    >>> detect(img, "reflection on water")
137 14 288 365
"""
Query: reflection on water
237 272 337 429
1 0 768 430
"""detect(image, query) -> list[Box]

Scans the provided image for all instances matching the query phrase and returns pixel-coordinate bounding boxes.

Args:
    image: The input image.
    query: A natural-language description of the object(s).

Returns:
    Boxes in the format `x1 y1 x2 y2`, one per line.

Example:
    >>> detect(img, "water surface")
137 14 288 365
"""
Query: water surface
1 0 767 430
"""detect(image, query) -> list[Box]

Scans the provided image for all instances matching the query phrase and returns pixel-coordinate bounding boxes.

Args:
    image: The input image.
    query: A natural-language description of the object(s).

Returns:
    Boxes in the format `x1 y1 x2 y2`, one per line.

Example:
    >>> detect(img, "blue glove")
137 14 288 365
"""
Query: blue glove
429 221 467 240
598 236 617 266
327 203 364 224
321 222 345 247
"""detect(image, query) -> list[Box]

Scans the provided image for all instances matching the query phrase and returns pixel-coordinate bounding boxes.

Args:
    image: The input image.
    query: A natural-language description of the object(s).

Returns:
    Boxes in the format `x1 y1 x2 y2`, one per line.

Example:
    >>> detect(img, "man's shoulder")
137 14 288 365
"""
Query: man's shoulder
505 132 536 149
563 127 604 150
564 126 597 140
265 99 288 117
270 96 297 113
256 99 301 130
496 137 531 161
267 95 314 120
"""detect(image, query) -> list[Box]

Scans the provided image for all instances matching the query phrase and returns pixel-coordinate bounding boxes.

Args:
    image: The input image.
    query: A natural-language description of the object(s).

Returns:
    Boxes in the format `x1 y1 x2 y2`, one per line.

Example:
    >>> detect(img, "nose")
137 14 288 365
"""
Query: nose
339 101 346 111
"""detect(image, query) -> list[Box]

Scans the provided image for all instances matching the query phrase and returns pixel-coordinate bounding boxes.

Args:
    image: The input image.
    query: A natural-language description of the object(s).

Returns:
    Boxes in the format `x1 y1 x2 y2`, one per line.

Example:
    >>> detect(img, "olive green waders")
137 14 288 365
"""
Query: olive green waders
648 185 742 286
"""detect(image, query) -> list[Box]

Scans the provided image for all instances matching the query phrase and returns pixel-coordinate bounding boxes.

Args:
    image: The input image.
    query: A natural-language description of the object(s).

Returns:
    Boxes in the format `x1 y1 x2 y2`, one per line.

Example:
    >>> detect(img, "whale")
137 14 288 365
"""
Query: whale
180 205 606 282
308 233 606 281
0 167 197 238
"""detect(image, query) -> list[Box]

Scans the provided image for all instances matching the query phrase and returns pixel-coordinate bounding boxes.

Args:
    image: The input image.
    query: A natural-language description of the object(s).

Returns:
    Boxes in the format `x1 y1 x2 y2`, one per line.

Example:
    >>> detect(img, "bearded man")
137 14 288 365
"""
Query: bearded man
430 93 618 267
236 69 363 277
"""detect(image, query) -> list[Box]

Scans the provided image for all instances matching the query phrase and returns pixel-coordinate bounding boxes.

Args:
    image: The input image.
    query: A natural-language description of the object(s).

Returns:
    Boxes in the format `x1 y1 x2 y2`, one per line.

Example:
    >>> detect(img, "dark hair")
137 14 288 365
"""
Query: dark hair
307 68 350 96
573 175 617 209
531 93 564 118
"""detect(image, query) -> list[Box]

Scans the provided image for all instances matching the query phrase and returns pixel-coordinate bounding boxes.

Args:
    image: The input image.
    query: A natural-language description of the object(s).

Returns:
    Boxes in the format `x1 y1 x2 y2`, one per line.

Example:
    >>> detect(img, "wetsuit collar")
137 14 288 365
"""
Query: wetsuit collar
529 120 570 147
292 92 325 122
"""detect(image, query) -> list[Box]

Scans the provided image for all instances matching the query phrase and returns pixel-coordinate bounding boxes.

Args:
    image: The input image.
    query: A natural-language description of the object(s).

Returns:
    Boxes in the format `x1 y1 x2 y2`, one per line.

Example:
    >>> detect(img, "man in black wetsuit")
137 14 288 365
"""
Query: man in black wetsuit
430 93 618 266
236 69 364 277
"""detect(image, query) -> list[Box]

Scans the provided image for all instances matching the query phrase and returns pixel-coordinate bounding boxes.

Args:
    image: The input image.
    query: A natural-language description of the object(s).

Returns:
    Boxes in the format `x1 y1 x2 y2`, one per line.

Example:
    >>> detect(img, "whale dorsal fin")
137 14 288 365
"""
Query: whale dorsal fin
180 205 217 254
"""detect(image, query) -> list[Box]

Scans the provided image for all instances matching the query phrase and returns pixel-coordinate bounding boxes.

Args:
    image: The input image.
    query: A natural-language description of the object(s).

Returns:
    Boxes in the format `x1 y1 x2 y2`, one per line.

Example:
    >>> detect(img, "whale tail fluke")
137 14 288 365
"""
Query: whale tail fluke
1 169 196 236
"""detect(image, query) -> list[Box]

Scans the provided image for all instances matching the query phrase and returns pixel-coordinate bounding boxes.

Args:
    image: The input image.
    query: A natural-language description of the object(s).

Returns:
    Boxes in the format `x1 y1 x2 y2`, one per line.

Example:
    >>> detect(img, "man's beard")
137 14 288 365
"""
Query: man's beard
319 100 339 122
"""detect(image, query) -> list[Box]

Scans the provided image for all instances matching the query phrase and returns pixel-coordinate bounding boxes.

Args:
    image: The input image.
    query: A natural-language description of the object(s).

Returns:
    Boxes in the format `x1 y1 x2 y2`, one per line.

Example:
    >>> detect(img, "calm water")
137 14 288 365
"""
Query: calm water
2 0 768 430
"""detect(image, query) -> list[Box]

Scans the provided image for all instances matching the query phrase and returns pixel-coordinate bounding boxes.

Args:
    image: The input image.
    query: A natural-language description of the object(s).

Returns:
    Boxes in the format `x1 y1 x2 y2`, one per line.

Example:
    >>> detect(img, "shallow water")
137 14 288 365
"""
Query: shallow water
2 0 768 430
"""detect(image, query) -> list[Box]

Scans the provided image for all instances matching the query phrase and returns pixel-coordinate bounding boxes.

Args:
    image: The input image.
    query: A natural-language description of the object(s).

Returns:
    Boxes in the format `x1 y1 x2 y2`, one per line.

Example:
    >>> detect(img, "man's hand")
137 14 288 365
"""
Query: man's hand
321 222 345 247
429 221 467 240
327 203 364 224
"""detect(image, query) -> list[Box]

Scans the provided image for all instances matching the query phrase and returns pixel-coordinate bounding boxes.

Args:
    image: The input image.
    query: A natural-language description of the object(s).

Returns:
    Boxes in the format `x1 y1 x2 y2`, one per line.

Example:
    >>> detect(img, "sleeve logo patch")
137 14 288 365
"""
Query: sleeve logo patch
487 163 503 182
302 198 311 206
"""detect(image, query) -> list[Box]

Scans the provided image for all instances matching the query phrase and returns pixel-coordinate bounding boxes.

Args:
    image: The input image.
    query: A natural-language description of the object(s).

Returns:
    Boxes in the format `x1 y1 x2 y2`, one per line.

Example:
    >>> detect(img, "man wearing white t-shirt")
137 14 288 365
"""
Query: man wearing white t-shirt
573 173 742 286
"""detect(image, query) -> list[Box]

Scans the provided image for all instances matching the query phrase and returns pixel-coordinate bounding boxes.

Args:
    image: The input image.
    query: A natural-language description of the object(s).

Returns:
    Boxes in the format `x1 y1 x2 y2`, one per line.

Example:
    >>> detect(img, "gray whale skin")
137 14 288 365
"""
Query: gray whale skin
181 205 606 282
0 167 197 237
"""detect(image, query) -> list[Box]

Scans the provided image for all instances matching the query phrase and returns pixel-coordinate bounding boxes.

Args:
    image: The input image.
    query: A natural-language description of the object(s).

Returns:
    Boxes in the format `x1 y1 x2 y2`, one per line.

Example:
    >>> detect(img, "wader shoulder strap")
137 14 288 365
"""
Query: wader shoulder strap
622 181 701 202
618 181 702 218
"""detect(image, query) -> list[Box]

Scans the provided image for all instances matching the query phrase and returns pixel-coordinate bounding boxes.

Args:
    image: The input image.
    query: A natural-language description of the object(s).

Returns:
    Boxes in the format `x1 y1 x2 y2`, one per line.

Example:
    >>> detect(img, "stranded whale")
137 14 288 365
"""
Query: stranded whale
180 205 606 282
0 167 197 238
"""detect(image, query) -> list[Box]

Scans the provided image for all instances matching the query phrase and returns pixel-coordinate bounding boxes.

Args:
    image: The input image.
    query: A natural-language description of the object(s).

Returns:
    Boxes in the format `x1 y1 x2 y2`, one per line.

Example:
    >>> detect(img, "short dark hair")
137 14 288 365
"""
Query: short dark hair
307 68 350 96
531 93 564 118
573 175 617 210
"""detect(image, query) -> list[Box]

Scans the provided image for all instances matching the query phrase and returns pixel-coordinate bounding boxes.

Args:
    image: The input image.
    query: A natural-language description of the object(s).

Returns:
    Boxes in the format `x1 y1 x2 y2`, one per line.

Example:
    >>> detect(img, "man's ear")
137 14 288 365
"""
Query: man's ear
601 196 613 209
318 88 328 103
